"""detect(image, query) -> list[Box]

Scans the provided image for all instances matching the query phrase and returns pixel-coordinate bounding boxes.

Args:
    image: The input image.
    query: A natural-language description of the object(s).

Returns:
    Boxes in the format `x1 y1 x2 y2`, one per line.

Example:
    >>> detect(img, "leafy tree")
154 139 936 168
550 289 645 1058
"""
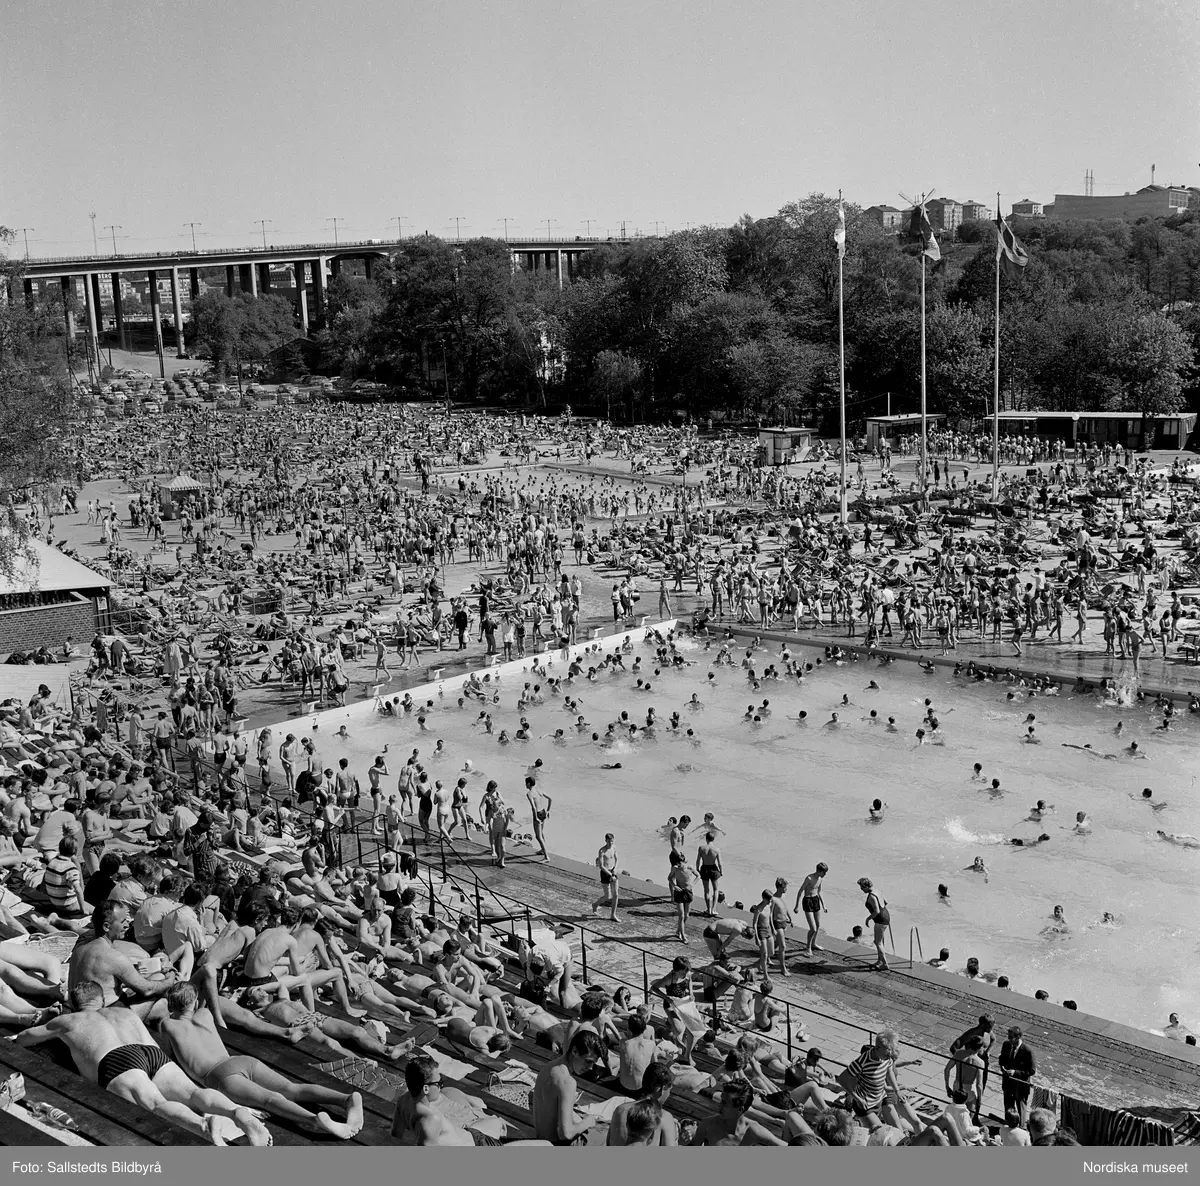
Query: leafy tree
0 227 72 578
190 291 296 385
590 349 643 422
1114 311 1194 416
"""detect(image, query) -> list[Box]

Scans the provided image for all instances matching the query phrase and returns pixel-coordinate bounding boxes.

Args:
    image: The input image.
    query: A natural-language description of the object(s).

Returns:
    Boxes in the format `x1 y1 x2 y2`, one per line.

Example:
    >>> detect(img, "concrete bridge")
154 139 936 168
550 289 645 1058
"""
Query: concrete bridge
10 236 636 370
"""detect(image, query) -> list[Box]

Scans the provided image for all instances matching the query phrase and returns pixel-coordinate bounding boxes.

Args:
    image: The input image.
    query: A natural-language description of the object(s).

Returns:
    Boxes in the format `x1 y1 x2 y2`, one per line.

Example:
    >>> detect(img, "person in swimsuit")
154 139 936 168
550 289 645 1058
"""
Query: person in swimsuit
15 979 270 1145
531 1030 605 1145
158 982 365 1139
858 877 891 970
794 863 828 959
751 890 774 979
413 774 435 841
701 917 752 961
590 833 620 921
668 850 697 942
367 754 389 834
769 878 792 977
689 1080 786 1145
695 832 723 917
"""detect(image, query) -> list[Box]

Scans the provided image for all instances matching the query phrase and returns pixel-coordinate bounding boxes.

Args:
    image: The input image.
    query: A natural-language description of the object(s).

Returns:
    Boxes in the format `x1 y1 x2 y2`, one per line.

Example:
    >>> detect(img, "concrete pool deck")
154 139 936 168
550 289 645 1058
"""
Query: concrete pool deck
395 825 1200 1118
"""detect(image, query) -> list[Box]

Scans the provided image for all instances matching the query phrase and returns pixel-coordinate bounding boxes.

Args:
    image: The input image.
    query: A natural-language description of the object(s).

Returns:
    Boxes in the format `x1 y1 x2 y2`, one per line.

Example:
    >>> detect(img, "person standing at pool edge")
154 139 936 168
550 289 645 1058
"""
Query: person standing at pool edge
795 862 828 958
695 831 723 917
858 877 891 970
525 776 551 860
591 833 620 921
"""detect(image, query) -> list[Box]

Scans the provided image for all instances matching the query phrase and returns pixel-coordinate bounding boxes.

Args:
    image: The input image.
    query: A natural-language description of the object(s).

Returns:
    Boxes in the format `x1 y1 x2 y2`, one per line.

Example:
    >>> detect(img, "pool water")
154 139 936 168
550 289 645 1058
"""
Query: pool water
306 632 1200 1033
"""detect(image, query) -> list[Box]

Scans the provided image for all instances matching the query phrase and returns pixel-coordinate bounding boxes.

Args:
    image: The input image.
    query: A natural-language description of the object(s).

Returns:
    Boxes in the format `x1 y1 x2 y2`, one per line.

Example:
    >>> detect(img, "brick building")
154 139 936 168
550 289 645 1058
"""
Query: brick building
0 542 112 656
865 205 907 232
960 200 992 223
926 198 964 233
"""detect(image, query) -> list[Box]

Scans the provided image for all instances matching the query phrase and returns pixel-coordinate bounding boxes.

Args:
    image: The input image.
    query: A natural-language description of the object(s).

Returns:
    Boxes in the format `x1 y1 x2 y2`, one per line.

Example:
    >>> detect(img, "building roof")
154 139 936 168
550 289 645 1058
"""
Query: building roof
996 410 1196 421
865 413 947 423
160 473 204 492
0 540 111 597
870 204 902 212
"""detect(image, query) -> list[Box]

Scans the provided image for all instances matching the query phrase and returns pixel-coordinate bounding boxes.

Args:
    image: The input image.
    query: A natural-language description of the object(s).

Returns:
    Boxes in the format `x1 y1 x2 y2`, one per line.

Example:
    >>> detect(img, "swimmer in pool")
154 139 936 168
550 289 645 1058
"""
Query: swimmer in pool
688 694 703 710
1135 788 1168 811
797 711 808 725
885 717 899 733
866 680 880 690
823 712 841 729
964 857 990 884
1024 726 1041 745
1028 800 1054 821
1073 811 1092 834
1125 742 1145 759
336 725 350 739
936 888 950 906
601 762 623 770
864 710 880 724
971 763 984 781
1158 830 1200 848
691 813 726 836
1010 833 1051 847
868 799 887 821
841 694 852 707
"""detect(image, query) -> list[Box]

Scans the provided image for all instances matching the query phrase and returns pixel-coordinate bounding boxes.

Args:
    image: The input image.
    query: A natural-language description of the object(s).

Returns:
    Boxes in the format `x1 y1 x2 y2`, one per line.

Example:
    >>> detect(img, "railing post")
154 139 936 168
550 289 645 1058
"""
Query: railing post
440 833 447 878
786 1001 793 1061
475 884 483 932
580 930 588 984
356 831 363 865
428 865 437 919
642 951 649 1000
909 929 914 969
525 905 533 945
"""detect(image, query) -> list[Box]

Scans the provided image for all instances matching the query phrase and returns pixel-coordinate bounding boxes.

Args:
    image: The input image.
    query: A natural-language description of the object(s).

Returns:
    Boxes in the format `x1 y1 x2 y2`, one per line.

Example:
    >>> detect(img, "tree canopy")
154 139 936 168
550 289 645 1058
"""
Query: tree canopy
312 202 1196 427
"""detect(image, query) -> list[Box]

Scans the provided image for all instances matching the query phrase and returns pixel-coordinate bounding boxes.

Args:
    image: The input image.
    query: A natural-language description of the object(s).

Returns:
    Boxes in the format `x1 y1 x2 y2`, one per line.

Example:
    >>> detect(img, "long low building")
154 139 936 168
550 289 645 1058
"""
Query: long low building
994 410 1197 451
0 541 112 656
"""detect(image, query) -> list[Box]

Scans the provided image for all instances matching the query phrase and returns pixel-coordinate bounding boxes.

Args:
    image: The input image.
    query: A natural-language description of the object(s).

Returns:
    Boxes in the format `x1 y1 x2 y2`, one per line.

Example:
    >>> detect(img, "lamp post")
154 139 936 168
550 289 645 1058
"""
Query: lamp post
104 225 121 256
184 222 202 251
327 217 342 247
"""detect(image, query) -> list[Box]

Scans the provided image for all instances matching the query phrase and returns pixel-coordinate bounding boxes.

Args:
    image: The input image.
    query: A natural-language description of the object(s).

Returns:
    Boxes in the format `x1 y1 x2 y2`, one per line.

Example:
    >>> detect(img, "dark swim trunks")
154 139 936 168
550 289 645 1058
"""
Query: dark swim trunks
699 866 720 883
97 1043 171 1090
801 896 822 913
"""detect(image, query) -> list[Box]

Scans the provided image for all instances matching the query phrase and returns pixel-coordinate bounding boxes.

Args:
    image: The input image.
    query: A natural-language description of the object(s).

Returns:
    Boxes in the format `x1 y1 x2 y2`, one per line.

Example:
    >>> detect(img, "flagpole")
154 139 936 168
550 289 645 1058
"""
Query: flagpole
920 250 927 508
838 191 847 526
992 190 1001 502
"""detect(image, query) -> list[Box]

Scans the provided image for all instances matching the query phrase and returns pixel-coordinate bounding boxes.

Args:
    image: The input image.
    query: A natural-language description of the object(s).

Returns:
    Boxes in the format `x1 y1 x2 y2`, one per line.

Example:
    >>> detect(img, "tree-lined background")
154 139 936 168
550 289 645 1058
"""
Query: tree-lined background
301 195 1198 428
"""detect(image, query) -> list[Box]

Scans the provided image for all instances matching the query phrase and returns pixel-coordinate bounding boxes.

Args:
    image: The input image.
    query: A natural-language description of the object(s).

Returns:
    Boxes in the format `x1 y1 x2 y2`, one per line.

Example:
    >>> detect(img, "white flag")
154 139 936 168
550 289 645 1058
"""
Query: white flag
834 204 846 260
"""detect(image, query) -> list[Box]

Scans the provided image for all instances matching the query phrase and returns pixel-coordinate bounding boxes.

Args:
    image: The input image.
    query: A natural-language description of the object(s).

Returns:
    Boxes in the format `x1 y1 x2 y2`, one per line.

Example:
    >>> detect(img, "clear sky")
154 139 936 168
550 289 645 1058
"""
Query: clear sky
3 0 1198 257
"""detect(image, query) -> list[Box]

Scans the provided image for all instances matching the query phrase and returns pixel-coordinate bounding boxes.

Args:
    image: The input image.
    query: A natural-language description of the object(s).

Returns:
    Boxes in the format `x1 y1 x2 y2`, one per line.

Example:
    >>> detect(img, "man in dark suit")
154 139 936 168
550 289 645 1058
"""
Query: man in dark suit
999 1025 1036 1124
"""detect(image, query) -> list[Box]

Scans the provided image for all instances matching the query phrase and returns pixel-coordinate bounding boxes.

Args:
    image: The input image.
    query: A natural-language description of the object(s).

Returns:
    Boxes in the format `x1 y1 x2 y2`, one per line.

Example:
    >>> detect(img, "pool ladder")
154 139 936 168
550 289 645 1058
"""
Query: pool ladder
909 927 923 968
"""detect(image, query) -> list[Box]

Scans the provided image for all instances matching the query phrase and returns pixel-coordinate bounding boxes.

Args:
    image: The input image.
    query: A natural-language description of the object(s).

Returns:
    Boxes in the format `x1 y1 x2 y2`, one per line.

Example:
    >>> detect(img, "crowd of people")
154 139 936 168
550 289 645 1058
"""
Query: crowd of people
2 394 1198 1147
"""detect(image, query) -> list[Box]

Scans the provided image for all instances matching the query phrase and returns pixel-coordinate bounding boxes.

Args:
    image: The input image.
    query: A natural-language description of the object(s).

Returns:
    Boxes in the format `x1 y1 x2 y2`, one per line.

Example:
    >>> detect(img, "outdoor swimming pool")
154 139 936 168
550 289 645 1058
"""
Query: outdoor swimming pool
281 626 1200 1033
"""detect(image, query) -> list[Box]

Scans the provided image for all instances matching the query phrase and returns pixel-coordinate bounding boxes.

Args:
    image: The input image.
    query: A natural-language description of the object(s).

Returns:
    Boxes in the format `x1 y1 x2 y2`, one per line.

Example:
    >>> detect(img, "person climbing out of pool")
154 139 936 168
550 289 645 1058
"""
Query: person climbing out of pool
793 863 828 960
857 878 891 971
